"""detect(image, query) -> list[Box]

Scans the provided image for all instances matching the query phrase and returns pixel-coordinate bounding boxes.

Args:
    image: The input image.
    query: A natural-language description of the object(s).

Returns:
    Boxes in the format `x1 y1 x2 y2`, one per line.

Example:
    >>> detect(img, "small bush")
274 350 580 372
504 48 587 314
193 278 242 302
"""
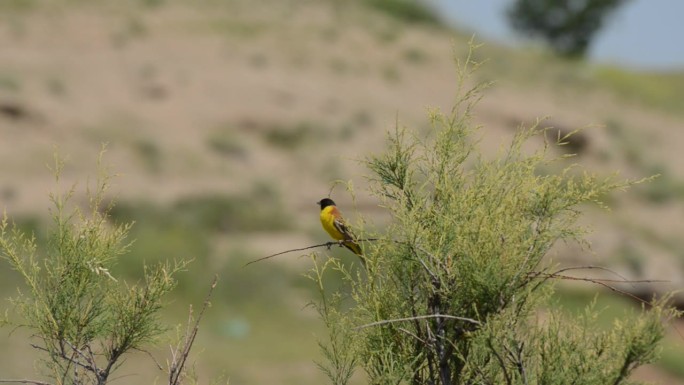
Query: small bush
0 153 189 384
310 46 678 385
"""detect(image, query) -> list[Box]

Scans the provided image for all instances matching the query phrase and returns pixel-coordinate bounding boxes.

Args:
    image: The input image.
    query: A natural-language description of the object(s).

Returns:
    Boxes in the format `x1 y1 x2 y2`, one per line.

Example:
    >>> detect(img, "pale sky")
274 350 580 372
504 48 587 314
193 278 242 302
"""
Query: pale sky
434 0 684 71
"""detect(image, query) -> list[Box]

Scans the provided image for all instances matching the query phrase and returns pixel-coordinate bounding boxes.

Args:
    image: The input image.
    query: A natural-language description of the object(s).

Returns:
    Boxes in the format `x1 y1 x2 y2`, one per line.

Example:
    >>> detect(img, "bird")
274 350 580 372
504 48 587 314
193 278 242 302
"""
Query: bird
317 198 363 256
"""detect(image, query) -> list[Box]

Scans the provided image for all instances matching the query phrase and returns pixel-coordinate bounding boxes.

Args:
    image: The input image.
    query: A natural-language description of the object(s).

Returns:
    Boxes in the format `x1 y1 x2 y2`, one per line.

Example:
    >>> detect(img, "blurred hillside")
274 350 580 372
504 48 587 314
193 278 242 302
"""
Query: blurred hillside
1 0 684 384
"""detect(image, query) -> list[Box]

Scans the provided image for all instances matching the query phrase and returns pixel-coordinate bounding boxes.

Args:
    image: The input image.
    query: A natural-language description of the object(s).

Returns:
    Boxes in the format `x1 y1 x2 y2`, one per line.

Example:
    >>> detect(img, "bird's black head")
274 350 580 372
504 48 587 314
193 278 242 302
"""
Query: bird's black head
317 198 336 209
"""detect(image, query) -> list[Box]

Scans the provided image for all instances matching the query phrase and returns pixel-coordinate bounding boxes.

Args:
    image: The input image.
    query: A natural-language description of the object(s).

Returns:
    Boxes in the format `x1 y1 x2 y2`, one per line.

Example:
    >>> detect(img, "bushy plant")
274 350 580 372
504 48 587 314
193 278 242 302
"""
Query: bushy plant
311 49 677 385
0 153 196 385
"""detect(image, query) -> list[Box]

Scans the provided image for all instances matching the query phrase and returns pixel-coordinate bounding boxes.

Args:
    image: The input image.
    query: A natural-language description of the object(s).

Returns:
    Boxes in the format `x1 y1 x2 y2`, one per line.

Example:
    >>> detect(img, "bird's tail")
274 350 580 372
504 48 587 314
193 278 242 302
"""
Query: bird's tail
342 240 366 267
342 240 362 256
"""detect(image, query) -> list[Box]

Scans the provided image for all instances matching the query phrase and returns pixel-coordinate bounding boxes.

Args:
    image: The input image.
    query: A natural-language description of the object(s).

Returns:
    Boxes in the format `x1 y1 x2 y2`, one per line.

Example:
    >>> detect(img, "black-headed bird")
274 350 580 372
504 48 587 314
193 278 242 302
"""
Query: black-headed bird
317 198 363 256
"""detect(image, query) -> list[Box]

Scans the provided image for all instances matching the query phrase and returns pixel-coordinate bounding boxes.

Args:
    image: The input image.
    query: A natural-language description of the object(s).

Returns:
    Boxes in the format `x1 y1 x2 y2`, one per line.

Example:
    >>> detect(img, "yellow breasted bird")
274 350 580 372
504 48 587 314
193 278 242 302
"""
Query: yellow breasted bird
317 198 363 256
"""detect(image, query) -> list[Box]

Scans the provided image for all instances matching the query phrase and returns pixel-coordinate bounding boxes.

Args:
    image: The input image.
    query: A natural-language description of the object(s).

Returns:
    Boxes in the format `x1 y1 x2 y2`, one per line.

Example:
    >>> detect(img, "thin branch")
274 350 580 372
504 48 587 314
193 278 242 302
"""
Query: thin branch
63 339 97 372
467 359 497 385
523 264 669 302
29 343 50 353
168 275 218 385
530 272 667 284
133 348 164 371
411 247 439 283
244 241 355 266
30 342 95 374
243 238 385 266
508 229 541 290
397 327 428 345
85 344 98 367
356 314 481 330
0 380 53 385
414 244 447 271
424 319 438 385
504 342 528 385
486 339 512 385
245 238 451 268
529 272 660 306
546 265 653 287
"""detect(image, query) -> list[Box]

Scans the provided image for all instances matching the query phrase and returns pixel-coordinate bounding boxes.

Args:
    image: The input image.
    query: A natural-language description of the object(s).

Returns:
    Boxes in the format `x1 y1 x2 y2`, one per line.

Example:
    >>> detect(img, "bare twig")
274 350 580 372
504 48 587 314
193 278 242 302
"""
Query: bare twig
244 241 350 266
507 229 542 291
244 239 385 267
412 248 439 283
413 244 447 271
528 272 662 306
30 342 95 374
504 342 528 385
397 327 428 344
245 237 448 269
84 344 98 370
468 359 497 385
545 265 659 288
29 343 49 353
487 339 512 385
168 275 218 385
530 271 667 284
0 380 52 385
356 314 481 330
424 318 438 384
63 339 97 373
134 348 164 371
523 264 669 306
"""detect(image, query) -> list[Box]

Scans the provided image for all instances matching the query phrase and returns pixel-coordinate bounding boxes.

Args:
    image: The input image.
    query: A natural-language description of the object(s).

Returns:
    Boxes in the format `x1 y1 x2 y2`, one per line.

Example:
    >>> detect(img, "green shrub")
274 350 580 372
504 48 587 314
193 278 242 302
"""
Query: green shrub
310 47 678 385
0 153 189 384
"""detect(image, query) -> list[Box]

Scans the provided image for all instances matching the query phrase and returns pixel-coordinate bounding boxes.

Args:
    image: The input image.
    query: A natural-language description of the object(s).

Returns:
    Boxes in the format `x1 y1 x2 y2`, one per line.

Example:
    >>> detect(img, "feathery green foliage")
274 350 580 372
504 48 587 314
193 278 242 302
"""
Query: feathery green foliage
310 47 678 385
0 152 187 385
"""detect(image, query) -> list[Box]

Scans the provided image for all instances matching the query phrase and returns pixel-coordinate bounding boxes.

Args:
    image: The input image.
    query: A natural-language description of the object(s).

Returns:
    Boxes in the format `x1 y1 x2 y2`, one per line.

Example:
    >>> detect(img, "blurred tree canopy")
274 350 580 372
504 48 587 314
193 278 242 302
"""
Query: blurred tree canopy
508 0 629 57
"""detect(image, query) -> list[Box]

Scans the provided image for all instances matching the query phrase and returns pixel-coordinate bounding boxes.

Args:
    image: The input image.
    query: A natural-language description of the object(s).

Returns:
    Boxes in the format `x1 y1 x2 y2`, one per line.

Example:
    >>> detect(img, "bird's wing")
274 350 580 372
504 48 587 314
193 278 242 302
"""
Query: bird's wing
333 217 356 241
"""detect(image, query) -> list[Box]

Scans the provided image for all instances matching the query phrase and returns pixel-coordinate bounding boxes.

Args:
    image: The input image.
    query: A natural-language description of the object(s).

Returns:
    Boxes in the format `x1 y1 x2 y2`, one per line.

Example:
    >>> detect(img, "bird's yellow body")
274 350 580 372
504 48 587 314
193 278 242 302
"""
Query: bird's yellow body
320 206 345 241
318 199 362 256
